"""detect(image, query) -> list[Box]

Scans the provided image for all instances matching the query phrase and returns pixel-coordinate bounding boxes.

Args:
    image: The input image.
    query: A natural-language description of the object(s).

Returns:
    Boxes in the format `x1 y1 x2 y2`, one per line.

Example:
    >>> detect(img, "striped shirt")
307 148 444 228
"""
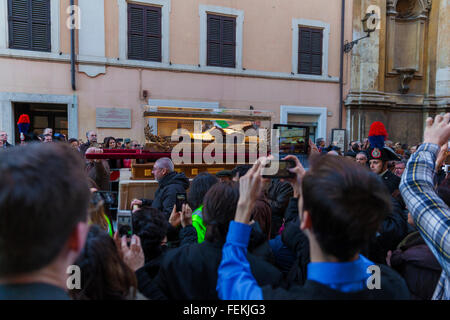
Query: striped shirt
399 143 450 300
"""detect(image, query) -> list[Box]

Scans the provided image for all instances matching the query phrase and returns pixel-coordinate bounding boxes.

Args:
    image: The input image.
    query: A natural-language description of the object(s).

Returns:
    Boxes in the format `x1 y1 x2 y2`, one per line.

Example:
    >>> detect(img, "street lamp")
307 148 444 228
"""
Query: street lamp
344 12 378 53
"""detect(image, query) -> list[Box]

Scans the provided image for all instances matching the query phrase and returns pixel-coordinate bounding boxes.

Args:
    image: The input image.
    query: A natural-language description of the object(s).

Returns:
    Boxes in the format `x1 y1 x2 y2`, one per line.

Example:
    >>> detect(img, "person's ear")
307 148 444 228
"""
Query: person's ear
67 222 89 254
300 210 312 231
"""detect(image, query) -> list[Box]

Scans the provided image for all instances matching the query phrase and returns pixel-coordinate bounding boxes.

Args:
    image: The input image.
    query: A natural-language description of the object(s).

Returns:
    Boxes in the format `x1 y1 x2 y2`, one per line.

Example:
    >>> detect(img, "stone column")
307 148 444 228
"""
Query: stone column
0 98 14 144
435 0 450 98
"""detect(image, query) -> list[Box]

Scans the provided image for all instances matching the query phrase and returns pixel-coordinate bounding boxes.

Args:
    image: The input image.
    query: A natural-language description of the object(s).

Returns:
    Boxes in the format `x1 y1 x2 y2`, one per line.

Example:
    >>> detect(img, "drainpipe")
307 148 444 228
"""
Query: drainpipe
70 0 76 91
339 0 345 130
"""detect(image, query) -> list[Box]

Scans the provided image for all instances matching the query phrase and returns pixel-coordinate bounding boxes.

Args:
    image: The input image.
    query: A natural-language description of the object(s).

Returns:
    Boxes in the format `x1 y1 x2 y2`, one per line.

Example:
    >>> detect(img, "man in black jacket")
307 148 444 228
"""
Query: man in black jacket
131 157 190 218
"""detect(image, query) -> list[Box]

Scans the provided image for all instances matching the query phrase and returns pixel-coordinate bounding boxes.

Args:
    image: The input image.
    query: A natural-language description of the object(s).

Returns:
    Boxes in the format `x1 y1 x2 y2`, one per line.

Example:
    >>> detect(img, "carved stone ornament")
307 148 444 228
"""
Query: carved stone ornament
396 68 416 94
387 0 432 18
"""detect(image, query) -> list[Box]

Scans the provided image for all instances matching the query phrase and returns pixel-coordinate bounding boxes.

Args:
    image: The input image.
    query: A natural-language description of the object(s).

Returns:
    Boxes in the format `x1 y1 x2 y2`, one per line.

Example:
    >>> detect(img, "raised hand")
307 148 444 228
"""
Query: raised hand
423 113 450 147
180 203 193 228
281 155 306 198
120 235 145 272
168 204 181 228
235 158 264 225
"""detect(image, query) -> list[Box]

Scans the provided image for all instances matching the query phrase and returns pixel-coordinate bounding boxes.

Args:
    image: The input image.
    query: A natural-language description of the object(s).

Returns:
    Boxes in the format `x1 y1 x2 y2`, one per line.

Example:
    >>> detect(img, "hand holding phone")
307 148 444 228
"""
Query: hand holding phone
261 159 296 179
117 210 133 239
176 193 187 212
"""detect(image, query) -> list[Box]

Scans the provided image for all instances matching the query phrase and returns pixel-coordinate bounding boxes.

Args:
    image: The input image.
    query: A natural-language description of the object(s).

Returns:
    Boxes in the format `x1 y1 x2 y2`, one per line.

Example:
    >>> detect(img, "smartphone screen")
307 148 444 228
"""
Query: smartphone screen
176 193 187 212
117 211 132 238
262 160 295 179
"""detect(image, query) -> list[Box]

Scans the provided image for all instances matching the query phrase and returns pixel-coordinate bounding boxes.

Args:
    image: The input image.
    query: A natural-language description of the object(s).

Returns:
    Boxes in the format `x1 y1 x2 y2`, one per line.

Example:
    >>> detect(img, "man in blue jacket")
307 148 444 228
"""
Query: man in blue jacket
217 155 410 300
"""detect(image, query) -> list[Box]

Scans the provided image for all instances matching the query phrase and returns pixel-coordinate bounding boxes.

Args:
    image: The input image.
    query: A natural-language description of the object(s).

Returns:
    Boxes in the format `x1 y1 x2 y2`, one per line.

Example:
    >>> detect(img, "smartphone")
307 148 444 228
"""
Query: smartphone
176 193 187 212
117 210 133 238
262 159 296 179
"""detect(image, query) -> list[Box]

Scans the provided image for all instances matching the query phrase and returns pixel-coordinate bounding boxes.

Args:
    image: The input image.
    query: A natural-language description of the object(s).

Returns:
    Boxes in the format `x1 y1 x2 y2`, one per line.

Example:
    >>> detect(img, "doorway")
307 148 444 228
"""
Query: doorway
13 102 68 143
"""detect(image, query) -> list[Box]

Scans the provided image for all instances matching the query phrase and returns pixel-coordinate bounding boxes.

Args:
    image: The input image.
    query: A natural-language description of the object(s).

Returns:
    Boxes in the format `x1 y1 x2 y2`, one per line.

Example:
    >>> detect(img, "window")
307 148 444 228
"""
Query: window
207 14 236 68
298 27 323 75
8 0 51 52
127 3 161 62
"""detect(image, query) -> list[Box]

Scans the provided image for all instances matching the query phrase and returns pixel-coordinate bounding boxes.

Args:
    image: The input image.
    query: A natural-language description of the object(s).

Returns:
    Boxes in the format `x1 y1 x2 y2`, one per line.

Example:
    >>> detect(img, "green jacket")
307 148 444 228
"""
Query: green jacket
192 206 206 243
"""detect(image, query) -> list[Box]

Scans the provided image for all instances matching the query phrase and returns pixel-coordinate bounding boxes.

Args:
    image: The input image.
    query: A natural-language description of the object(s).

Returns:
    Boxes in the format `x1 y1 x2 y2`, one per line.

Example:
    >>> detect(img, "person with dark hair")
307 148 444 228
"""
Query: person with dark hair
133 208 170 269
68 138 80 151
85 147 111 192
153 181 283 300
0 143 91 300
70 225 145 300
102 136 123 170
266 179 293 239
104 136 117 149
188 172 219 243
132 205 198 299
231 164 253 181
87 178 113 236
217 155 410 300
215 170 233 182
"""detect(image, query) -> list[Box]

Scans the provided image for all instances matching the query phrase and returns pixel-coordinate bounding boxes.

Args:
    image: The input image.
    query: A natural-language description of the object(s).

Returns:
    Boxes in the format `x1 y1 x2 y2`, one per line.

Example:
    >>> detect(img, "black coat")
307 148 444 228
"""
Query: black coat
280 198 310 287
135 225 198 300
364 196 409 264
262 264 410 300
142 172 190 218
266 179 293 238
154 240 283 300
381 170 401 195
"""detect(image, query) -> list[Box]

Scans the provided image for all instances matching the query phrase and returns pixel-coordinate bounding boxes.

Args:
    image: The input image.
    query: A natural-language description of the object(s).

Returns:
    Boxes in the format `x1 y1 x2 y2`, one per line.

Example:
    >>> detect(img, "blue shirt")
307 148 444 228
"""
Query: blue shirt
217 221 377 300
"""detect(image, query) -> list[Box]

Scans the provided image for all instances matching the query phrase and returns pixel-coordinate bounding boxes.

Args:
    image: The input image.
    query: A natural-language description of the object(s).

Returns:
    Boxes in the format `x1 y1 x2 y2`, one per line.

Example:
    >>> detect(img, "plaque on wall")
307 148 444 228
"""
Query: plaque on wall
96 108 131 128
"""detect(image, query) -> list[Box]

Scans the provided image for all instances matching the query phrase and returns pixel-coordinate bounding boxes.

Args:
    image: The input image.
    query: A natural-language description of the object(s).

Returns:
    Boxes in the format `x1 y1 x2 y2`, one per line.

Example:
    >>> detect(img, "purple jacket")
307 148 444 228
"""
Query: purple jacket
390 231 442 300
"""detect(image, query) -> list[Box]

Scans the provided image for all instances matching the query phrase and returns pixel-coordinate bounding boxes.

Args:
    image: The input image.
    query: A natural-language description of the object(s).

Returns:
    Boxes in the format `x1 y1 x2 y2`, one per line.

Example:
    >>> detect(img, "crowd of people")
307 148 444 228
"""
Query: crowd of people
0 115 449 301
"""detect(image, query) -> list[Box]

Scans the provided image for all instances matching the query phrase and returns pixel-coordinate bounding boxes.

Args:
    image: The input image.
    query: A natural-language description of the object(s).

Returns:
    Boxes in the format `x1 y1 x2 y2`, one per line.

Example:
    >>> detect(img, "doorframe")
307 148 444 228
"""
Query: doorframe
0 92 78 145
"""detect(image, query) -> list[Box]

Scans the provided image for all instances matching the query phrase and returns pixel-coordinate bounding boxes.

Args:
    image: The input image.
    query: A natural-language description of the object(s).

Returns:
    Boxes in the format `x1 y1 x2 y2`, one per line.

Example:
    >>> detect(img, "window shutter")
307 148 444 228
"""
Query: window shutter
145 7 161 62
221 17 235 68
298 27 322 75
298 28 311 74
207 15 221 66
128 3 161 62
8 0 51 52
31 0 51 51
207 14 235 68
310 30 323 75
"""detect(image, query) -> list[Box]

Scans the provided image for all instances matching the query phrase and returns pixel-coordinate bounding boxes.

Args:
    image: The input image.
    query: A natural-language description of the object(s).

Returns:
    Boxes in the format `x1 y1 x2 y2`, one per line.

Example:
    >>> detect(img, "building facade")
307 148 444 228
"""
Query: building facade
0 0 354 146
345 0 449 147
